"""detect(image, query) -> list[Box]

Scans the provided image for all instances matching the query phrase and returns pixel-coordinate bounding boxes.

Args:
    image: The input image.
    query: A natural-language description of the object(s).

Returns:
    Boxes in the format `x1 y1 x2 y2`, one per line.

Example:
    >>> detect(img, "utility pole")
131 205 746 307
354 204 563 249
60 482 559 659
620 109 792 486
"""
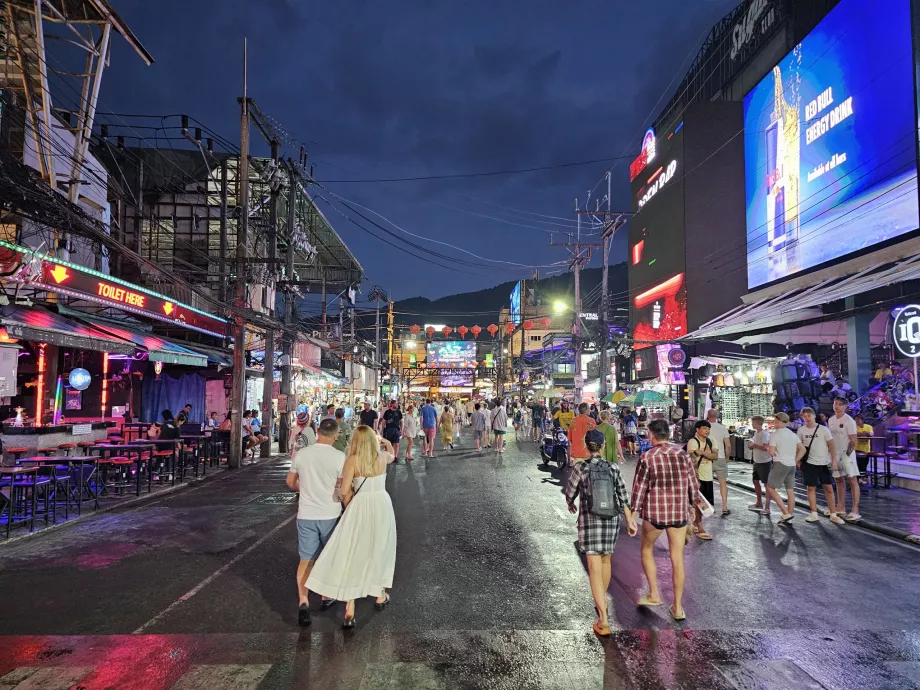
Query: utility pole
553 200 601 406
278 162 296 456
229 38 250 470
260 139 279 459
596 173 630 399
369 285 387 399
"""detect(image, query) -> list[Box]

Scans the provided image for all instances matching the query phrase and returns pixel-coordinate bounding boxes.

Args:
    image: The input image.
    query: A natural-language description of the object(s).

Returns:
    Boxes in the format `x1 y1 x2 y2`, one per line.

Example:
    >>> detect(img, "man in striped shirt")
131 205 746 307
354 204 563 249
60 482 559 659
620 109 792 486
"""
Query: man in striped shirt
630 419 700 622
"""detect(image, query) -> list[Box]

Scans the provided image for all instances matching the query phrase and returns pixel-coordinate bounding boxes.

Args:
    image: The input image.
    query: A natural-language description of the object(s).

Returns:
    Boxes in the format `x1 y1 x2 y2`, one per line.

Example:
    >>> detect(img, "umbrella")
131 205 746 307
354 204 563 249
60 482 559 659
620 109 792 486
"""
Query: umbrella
633 390 675 407
602 390 627 404
615 394 637 406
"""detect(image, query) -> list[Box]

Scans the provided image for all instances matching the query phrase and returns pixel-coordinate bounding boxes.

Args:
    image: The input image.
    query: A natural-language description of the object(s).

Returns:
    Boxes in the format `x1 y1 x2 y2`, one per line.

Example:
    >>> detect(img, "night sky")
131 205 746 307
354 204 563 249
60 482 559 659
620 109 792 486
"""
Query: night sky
99 0 739 302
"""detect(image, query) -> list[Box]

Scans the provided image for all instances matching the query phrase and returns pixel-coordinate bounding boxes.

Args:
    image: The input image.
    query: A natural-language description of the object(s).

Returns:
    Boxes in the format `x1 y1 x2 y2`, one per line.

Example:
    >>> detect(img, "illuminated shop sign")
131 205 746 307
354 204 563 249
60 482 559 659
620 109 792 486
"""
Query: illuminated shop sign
730 0 775 61
637 160 678 209
629 128 657 182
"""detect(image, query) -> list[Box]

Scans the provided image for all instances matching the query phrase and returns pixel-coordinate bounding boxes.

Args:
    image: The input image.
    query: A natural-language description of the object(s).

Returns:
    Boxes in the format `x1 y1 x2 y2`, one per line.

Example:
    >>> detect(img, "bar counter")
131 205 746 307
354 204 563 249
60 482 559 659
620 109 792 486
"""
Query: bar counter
1 421 116 464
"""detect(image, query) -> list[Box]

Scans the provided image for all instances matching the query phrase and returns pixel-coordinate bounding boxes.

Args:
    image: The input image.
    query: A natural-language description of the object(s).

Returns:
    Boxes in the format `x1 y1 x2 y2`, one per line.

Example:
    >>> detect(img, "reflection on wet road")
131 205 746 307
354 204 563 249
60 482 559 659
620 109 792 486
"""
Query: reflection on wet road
2 430 920 688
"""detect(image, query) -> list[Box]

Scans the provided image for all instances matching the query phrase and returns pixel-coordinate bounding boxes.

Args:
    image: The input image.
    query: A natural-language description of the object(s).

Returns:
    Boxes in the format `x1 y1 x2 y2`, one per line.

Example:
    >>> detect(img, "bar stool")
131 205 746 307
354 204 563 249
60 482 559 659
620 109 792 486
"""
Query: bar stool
6 447 29 462
104 456 134 495
77 441 96 452
36 448 59 457
57 443 77 457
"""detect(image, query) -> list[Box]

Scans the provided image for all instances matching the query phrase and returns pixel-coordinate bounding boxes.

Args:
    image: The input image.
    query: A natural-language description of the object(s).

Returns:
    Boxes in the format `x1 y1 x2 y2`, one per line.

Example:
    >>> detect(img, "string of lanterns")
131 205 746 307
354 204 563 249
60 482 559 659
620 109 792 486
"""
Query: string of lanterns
406 317 553 339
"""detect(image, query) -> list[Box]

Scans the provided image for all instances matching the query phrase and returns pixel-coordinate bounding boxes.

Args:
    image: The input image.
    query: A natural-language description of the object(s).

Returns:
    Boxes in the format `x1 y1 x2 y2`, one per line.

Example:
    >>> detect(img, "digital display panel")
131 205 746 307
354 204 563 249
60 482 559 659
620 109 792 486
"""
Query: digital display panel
655 344 686 385
744 0 919 289
509 282 522 325
629 122 687 348
441 371 474 387
426 341 477 366
633 346 659 381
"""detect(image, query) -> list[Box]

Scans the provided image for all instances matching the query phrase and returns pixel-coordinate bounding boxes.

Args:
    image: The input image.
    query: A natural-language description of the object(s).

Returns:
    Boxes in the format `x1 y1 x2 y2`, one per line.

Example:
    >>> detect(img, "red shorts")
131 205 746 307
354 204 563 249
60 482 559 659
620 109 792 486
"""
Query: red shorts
424 427 436 440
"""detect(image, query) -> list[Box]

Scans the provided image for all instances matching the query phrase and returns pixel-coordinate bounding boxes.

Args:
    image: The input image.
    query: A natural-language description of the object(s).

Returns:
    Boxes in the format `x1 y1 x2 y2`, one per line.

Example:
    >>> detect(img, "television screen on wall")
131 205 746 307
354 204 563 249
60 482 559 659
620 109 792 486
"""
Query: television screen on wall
427 341 477 366
743 0 919 289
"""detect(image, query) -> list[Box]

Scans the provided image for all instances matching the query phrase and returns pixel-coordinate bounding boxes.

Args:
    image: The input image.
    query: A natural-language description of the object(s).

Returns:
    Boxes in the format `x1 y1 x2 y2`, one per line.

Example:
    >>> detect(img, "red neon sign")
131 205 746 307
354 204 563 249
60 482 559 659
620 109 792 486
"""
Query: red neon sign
96 281 147 308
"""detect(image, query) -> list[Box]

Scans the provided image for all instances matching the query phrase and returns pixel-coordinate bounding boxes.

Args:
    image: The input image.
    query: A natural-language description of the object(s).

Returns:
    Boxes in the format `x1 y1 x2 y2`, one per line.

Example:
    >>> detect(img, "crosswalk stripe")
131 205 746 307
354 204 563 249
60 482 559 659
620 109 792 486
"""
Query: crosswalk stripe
0 666 94 690
169 664 273 690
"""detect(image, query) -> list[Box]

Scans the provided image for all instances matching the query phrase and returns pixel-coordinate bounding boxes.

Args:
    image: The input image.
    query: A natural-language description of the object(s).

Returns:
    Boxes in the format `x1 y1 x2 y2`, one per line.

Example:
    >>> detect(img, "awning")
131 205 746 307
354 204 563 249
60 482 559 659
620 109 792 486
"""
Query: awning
86 322 208 367
682 254 920 342
0 306 135 355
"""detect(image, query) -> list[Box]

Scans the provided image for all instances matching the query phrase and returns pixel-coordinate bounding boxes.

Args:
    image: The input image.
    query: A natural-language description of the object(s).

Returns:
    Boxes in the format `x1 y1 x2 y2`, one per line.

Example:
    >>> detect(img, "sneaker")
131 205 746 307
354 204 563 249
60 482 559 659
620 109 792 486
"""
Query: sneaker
748 504 763 512
845 512 862 522
805 512 820 522
829 514 845 525
298 604 312 627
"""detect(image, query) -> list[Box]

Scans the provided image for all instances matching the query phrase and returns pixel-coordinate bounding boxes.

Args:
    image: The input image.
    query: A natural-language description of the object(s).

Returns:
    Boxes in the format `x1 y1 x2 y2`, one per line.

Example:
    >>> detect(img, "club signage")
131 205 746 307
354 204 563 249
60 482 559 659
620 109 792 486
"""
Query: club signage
40 261 226 336
894 305 920 357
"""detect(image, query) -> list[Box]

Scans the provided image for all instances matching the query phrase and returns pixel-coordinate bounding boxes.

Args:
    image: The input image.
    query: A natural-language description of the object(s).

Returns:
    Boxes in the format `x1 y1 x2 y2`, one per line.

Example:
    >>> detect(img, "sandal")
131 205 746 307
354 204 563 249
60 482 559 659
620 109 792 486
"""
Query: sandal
637 595 662 607
722 509 731 516
696 531 713 540
669 606 686 622
593 620 611 636
375 594 391 611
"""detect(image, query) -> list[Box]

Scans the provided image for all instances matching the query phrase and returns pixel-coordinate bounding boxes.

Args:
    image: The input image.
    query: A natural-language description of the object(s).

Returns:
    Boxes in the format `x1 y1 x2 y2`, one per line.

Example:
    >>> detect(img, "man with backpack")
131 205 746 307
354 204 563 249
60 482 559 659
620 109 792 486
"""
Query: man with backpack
564 429 637 637
686 420 716 541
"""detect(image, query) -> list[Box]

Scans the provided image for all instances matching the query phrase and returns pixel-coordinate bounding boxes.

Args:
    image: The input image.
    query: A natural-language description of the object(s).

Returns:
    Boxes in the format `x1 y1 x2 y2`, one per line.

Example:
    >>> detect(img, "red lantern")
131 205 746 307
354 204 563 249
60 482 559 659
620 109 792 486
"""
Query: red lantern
505 322 515 335
442 326 453 338
523 320 534 330
458 325 469 338
540 317 552 329
425 326 435 339
450 363 456 368
471 325 482 339
487 324 498 338
410 324 421 335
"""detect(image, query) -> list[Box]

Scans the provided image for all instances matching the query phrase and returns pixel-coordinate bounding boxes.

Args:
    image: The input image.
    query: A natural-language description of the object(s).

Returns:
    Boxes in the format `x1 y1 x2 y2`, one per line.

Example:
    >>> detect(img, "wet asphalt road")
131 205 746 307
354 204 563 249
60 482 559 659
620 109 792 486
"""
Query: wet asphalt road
3 428 920 688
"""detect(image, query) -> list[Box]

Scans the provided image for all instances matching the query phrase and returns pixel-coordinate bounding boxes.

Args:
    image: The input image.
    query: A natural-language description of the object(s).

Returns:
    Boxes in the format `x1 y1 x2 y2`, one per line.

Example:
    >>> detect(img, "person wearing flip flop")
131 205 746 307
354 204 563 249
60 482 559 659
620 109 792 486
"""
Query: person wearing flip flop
706 409 733 515
630 419 700 622
686 420 716 541
564 429 638 637
765 412 804 524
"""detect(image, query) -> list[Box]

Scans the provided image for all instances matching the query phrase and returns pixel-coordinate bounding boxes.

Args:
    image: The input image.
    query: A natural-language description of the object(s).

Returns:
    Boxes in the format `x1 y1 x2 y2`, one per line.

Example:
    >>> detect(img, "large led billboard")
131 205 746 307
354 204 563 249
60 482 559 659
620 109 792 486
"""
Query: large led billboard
426 341 477 366
509 281 522 325
744 0 919 290
441 371 474 387
629 121 686 348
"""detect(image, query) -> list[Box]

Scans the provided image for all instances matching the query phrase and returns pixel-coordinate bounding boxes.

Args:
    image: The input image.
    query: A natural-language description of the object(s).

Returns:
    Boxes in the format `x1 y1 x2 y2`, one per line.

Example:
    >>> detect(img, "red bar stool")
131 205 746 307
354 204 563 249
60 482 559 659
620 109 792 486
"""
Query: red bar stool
6 447 29 462
57 443 77 457
77 441 96 452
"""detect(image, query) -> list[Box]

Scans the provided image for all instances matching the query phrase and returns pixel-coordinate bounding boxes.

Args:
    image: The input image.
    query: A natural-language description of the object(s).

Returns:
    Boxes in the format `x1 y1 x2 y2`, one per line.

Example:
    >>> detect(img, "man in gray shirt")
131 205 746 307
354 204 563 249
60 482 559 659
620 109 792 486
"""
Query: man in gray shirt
471 403 488 452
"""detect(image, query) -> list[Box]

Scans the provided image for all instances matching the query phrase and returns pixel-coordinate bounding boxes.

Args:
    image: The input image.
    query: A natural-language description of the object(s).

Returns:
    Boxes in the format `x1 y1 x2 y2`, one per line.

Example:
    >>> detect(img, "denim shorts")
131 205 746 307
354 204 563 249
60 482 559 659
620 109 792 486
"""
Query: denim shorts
297 518 338 561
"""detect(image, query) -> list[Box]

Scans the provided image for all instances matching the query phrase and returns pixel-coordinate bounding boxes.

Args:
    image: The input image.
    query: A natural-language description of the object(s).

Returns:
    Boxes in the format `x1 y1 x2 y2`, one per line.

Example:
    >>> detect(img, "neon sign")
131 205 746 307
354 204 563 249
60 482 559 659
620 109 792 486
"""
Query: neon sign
96 281 147 308
629 128 656 182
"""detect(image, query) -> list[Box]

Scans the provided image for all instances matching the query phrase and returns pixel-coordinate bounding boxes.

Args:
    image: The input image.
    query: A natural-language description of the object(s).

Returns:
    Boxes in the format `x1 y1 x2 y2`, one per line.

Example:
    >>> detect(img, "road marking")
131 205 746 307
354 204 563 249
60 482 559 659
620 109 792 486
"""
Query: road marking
0 666 93 689
170 664 273 689
133 513 296 634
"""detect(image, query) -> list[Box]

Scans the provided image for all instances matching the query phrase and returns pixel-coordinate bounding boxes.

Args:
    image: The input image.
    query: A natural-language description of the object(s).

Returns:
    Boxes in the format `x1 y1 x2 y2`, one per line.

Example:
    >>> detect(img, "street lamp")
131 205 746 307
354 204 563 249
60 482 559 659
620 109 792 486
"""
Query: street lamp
553 300 567 314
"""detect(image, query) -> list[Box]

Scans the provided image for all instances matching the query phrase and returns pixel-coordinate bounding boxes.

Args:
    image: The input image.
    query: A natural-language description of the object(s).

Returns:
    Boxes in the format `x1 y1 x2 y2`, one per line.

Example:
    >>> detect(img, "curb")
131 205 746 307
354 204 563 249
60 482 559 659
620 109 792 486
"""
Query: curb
0 455 285 548
725 478 920 544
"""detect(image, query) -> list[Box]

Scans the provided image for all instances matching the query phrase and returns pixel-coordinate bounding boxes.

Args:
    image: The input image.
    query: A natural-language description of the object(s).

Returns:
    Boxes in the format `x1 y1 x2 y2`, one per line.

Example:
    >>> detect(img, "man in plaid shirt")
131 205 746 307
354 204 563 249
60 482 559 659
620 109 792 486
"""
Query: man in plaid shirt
630 419 700 622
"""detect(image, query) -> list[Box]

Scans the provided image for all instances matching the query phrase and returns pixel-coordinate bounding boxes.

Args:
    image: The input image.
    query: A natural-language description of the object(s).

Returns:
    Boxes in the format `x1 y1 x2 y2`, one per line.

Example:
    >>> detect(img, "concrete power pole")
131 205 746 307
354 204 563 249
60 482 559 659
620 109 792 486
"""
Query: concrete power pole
369 286 387 399
597 173 631 399
278 163 296 456
260 140 279 459
229 38 250 470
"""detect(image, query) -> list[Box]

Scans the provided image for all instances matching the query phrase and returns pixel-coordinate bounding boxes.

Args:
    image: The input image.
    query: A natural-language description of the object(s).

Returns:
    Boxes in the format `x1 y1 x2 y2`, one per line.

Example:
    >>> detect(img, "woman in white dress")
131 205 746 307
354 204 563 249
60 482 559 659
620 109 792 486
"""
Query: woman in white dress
402 404 418 461
306 425 397 628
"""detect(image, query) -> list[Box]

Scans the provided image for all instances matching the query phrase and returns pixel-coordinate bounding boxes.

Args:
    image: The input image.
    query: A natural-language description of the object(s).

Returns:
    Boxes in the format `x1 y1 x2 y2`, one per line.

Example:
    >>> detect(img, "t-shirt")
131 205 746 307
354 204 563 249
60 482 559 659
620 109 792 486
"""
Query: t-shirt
568 414 597 459
687 436 714 482
332 422 351 453
856 423 873 453
421 404 438 429
250 418 262 434
291 424 316 453
751 429 772 464
874 367 892 380
159 420 179 440
769 427 799 467
553 409 574 430
383 409 402 431
491 406 508 431
708 422 730 459
828 413 857 462
597 422 620 463
471 410 487 431
797 424 834 465
404 413 418 436
531 404 546 421
466 401 475 414
359 409 378 427
292 443 346 520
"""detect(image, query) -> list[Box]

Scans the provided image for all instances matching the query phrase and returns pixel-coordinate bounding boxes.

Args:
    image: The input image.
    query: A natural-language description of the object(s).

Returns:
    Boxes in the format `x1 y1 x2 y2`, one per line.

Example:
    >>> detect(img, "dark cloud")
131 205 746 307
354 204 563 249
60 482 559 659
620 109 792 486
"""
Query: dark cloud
100 0 740 299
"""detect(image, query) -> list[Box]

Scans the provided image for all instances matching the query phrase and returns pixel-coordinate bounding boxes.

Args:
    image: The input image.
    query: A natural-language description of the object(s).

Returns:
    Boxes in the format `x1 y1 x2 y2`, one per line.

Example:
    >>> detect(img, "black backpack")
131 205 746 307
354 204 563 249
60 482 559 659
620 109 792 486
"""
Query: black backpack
584 461 620 519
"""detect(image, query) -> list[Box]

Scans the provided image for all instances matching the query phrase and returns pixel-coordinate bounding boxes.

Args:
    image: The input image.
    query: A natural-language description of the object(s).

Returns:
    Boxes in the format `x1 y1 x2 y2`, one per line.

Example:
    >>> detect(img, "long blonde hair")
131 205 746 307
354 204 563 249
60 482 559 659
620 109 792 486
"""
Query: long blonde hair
348 425 381 477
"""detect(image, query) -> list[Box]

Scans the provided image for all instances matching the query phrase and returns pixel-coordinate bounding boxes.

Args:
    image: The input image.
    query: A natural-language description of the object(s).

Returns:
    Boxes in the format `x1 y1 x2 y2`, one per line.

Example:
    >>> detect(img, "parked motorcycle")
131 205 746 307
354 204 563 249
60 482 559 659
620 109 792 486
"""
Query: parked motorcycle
540 421 568 469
